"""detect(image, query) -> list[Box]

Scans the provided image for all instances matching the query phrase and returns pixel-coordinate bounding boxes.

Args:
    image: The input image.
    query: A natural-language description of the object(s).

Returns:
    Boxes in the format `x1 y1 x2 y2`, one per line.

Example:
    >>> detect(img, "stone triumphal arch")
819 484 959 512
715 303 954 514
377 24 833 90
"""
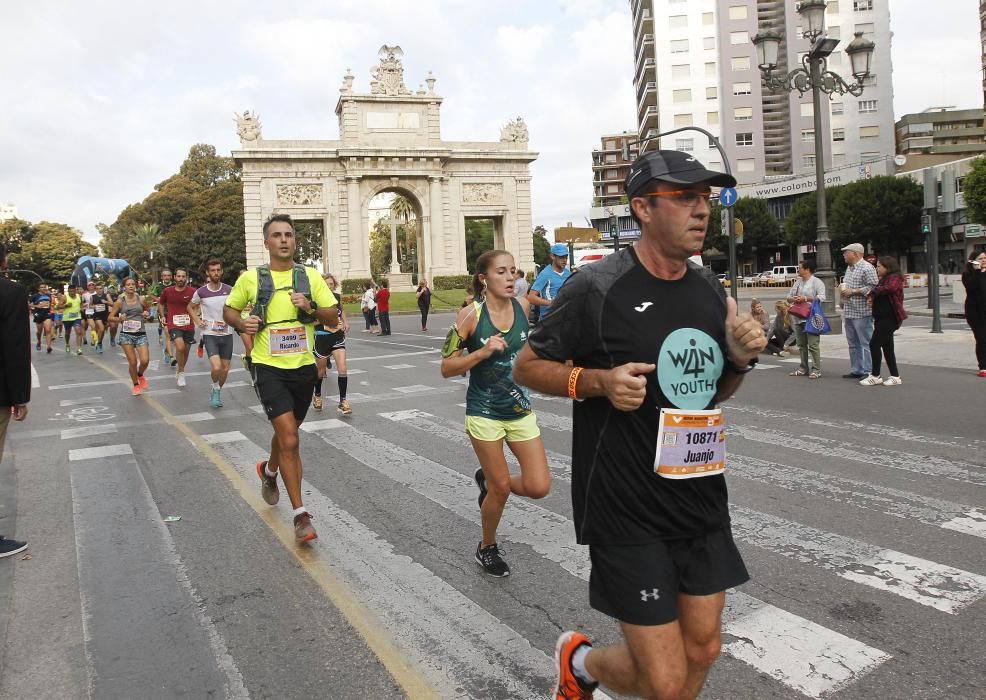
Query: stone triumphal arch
233 45 538 290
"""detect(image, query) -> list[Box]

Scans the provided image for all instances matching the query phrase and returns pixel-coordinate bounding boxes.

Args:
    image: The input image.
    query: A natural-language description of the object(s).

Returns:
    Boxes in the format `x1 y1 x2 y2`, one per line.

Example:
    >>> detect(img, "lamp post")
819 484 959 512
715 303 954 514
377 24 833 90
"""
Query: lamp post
630 125 739 300
753 0 875 333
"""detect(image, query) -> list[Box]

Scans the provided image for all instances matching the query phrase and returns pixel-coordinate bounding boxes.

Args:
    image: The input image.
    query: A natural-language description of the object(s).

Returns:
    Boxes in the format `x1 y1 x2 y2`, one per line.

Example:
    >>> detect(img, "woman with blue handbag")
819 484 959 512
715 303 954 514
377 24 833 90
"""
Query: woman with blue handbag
786 259 826 379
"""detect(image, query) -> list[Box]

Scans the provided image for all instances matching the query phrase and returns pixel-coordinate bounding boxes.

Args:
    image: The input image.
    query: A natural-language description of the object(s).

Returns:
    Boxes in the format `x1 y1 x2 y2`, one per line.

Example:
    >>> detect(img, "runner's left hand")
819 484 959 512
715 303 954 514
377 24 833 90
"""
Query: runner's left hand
724 296 766 365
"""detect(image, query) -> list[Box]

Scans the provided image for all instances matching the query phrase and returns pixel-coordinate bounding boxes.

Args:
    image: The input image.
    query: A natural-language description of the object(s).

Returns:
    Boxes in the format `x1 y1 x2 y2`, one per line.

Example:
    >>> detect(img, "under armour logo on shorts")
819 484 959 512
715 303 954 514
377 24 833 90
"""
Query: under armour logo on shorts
640 588 661 602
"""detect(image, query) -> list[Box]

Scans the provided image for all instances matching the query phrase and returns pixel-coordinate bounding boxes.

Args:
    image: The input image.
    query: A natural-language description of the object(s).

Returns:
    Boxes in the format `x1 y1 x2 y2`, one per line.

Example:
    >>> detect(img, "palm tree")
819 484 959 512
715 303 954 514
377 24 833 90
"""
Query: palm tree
128 223 161 282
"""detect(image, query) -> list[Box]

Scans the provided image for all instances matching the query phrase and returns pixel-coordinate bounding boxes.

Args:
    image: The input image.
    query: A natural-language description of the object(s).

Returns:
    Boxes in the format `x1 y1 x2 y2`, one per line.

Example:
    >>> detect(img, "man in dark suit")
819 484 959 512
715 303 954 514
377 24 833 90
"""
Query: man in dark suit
0 241 30 558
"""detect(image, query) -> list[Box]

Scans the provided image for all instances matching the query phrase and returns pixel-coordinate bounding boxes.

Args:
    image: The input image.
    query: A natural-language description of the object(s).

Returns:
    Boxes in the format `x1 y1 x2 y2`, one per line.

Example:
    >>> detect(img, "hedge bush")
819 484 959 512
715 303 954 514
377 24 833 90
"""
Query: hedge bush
341 278 373 294
433 275 472 291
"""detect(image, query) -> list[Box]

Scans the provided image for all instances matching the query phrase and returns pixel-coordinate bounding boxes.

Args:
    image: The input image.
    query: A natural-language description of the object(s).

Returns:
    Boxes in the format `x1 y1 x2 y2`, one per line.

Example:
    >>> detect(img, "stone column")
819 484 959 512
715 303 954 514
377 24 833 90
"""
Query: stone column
346 176 369 278
389 216 401 274
427 175 443 281
242 176 266 268
514 176 535 273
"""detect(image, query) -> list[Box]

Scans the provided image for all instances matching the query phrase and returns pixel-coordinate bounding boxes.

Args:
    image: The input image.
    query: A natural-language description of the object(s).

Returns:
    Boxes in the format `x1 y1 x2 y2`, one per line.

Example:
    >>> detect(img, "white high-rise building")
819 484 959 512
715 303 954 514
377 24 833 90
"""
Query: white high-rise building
0 203 17 222
630 0 894 186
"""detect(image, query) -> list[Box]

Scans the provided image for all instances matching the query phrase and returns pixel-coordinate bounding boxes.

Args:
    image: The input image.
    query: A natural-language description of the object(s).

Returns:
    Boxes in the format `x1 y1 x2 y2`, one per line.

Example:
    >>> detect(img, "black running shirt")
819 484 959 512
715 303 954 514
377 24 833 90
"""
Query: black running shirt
528 247 731 544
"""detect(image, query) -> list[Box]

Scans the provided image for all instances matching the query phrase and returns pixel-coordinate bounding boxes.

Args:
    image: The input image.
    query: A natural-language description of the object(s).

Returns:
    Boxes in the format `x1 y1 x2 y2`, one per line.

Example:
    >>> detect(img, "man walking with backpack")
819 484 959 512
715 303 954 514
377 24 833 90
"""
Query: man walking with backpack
224 214 339 543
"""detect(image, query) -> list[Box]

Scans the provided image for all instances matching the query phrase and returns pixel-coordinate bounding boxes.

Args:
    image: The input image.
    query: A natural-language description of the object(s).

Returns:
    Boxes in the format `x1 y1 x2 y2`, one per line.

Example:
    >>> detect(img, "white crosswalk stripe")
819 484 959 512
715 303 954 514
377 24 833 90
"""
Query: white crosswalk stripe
302 417 892 698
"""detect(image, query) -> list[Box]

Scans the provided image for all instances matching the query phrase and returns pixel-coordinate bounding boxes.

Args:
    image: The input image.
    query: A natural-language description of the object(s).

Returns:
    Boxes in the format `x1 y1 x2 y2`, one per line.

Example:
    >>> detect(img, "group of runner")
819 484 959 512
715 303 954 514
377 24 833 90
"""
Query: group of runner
27 148 769 699
29 279 119 355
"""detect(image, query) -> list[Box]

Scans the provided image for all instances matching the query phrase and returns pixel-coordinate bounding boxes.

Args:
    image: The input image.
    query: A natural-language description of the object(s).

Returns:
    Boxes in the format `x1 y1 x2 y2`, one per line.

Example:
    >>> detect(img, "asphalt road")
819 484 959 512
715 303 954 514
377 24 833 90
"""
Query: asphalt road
2 312 984 699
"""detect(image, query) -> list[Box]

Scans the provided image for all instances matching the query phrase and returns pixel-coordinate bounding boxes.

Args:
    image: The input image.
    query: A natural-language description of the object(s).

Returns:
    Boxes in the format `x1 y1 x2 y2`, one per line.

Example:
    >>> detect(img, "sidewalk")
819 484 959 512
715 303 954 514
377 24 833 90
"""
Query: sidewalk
902 288 965 319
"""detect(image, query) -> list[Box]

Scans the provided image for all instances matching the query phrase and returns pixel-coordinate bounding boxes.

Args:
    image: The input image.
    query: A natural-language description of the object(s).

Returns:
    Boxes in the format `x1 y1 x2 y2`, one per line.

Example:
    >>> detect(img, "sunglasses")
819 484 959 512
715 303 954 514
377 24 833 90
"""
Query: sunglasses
639 189 714 206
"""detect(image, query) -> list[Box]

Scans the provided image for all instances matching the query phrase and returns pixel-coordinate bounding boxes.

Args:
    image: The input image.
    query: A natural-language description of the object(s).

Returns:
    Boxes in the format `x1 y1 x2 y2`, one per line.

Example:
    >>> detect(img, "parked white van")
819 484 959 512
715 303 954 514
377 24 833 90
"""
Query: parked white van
771 265 800 284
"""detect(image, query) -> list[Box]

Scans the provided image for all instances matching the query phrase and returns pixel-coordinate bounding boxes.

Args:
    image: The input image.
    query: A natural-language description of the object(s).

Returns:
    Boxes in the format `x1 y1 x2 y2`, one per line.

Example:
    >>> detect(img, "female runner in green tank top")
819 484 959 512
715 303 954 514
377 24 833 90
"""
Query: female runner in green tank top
440 250 550 577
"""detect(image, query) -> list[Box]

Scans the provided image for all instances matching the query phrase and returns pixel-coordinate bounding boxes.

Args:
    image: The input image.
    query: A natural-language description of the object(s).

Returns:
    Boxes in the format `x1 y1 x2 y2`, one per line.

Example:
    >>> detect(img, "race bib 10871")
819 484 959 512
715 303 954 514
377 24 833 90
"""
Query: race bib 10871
654 408 725 479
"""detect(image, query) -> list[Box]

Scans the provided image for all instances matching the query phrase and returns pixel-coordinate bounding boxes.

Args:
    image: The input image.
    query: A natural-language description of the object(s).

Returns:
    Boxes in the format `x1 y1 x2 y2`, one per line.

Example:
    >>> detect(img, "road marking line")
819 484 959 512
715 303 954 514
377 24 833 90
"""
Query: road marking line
203 430 559 699
48 379 122 390
31 363 39 388
82 355 437 699
59 396 104 407
730 423 986 485
69 444 133 461
382 364 415 370
176 412 216 423
61 424 118 440
732 505 986 613
348 350 436 362
307 420 890 698
393 384 432 393
354 338 437 351
941 509 986 538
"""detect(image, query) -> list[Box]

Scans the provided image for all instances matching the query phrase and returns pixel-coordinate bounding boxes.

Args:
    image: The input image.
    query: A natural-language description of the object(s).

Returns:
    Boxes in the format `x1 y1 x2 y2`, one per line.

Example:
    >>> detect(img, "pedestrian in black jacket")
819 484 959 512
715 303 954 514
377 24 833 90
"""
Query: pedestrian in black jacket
0 241 31 558
962 250 986 376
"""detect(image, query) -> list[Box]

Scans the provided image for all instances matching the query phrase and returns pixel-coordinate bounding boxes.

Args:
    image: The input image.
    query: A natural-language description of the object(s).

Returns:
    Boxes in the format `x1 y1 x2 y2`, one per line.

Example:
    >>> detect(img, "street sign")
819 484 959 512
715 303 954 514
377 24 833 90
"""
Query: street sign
966 223 984 238
719 187 738 208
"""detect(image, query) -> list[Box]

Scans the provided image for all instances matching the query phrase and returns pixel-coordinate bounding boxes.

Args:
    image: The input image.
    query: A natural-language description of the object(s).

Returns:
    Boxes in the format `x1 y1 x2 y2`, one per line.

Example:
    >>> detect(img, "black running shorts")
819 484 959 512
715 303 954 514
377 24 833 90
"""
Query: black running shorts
168 328 196 344
313 330 346 359
588 528 749 626
252 362 318 422
202 334 234 361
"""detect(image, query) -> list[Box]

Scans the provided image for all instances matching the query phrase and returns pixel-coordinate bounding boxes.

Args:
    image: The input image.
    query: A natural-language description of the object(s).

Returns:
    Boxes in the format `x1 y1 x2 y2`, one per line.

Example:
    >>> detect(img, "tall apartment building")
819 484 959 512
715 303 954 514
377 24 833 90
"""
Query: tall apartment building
0 204 17 222
896 108 986 158
591 131 640 206
629 0 894 186
981 1 986 122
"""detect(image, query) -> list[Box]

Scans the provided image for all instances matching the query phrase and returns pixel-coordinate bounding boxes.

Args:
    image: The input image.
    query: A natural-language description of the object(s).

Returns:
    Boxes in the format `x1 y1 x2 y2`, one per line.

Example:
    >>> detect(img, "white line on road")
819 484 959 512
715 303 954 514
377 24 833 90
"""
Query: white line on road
382 364 416 370
731 505 986 614
30 363 39 388
202 430 563 699
302 420 889 698
941 509 986 538
176 412 216 423
59 396 104 407
48 379 122 391
61 424 118 440
393 384 434 393
348 350 437 362
69 444 133 461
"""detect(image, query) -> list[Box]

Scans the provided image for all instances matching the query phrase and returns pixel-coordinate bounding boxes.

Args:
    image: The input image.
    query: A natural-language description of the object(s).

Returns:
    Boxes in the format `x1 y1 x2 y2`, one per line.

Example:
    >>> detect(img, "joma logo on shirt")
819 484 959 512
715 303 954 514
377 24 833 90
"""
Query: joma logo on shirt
666 339 717 378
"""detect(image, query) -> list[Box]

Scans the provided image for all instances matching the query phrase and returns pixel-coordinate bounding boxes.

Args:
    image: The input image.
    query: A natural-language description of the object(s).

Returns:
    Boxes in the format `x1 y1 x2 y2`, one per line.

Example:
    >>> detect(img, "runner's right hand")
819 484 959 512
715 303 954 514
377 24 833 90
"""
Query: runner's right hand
604 362 654 411
241 315 262 335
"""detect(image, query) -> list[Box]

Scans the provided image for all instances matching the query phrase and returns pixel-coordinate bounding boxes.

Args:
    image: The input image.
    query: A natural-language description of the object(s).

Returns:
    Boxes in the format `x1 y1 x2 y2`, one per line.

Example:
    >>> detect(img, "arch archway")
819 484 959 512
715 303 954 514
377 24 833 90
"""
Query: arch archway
364 182 425 289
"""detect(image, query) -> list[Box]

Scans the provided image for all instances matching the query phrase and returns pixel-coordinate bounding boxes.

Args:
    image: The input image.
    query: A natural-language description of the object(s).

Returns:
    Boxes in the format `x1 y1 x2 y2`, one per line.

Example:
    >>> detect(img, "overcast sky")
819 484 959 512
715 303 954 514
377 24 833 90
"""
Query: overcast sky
0 0 980 246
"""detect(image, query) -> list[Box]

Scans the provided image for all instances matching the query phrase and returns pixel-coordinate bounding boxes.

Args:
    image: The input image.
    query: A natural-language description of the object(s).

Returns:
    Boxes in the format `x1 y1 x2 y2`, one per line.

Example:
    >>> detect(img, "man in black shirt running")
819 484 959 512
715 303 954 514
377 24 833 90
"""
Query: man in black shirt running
515 150 766 700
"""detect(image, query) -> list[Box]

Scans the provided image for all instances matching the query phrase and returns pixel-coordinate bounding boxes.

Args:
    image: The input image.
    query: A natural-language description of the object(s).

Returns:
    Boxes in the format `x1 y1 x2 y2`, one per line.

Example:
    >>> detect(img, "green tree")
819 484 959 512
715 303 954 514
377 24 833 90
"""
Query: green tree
465 219 495 273
533 224 550 268
961 156 986 224
102 143 247 281
9 221 97 282
0 217 33 257
369 218 411 278
703 202 725 255
829 176 923 255
781 186 845 247
294 221 324 265
390 195 417 272
733 197 780 249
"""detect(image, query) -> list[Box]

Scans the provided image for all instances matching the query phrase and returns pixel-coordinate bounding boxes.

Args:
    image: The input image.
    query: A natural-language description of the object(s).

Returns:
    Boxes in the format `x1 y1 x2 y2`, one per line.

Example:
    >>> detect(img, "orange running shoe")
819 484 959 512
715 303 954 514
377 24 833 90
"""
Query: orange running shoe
554 631 597 699
293 511 317 543
132 384 142 396
139 375 149 389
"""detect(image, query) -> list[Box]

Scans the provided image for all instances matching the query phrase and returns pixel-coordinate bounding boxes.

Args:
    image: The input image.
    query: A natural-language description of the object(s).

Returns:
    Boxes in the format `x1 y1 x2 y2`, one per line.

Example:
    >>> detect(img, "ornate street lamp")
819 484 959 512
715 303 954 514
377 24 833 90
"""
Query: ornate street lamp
752 1 875 332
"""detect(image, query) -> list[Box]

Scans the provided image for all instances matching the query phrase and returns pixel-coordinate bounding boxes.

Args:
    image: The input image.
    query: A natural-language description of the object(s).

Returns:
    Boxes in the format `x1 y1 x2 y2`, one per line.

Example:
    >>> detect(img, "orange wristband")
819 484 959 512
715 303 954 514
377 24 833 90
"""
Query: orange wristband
568 367 584 400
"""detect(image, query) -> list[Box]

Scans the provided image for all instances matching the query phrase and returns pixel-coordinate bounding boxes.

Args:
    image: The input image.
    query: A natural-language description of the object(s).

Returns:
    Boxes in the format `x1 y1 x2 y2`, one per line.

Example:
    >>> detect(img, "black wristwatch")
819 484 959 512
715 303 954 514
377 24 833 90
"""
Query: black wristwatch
725 357 757 374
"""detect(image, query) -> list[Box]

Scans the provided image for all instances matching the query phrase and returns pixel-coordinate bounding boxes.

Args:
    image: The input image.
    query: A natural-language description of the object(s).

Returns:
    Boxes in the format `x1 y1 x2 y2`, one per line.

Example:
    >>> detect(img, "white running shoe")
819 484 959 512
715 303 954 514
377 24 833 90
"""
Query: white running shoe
177 371 186 387
882 376 902 386
859 375 883 386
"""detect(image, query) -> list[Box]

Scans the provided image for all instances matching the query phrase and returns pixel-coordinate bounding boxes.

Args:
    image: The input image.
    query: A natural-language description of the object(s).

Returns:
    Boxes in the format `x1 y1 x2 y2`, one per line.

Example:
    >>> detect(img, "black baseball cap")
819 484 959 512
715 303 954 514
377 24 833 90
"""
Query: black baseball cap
624 150 736 198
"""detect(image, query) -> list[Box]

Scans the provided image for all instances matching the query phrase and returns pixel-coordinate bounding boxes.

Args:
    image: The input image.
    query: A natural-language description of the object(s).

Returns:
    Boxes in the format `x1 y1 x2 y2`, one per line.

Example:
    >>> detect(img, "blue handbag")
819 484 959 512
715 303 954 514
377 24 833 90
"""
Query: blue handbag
804 298 831 335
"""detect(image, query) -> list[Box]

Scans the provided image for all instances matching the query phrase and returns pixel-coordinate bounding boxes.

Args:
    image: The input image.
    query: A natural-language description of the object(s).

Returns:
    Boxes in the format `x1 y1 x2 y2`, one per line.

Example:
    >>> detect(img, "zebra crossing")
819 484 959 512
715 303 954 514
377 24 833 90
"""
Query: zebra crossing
14 346 986 699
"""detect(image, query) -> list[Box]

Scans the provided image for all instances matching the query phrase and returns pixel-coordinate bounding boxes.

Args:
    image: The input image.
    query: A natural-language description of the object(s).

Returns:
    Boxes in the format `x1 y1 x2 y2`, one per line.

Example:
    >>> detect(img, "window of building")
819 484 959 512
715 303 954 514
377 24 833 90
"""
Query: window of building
734 106 753 121
607 184 620 193
605 139 616 150
673 88 692 103
605 169 619 179
703 36 716 50
853 0 872 10
707 111 719 125
803 154 816 167
859 125 880 138
707 86 718 99
705 61 717 77
801 129 815 142
676 138 695 152
733 82 752 95
728 5 748 20
737 158 756 172
669 15 688 29
861 74 877 86
854 22 874 36
736 132 753 146
605 153 616 163
702 12 714 25
709 160 723 171
828 1 840 12
672 64 690 79
731 56 751 71
858 100 877 113
800 102 814 117
861 152 881 162
671 39 689 53
730 31 749 45
674 113 693 127
833 128 845 141
831 102 844 115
